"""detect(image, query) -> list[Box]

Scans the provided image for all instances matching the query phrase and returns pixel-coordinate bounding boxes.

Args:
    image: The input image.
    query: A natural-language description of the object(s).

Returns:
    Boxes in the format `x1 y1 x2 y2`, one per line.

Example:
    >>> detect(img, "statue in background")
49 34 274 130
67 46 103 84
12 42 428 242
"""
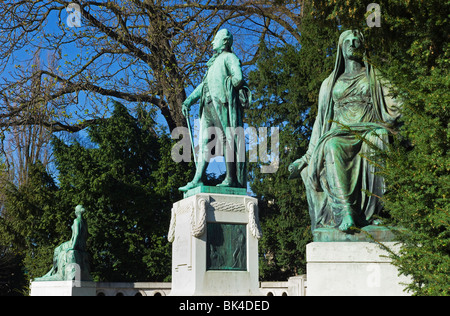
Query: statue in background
289 30 401 233
179 29 251 192
35 205 92 281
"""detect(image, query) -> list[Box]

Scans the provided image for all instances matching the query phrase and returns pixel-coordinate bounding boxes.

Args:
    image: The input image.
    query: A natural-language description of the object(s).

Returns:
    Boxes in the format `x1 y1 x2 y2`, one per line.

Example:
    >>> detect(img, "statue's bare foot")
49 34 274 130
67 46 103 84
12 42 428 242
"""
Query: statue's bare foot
179 180 202 192
372 219 383 225
217 178 238 188
339 213 355 232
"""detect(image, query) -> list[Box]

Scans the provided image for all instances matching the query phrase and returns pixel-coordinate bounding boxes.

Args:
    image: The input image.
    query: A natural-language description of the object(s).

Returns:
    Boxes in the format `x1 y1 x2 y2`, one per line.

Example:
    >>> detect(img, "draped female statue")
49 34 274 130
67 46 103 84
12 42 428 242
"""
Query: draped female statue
289 30 401 233
35 205 92 281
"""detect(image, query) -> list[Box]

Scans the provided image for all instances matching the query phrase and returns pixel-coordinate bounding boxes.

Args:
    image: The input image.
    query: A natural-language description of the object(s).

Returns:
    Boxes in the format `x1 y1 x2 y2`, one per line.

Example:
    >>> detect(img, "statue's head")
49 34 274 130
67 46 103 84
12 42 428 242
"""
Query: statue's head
75 205 86 217
339 29 365 62
212 29 233 53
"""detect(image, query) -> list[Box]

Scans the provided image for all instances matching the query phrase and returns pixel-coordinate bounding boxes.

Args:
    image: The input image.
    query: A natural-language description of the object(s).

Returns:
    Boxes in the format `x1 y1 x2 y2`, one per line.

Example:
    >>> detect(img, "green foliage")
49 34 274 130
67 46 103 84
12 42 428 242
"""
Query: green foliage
52 101 190 282
0 162 70 282
378 33 449 296
250 1 449 294
0 102 191 284
0 246 26 296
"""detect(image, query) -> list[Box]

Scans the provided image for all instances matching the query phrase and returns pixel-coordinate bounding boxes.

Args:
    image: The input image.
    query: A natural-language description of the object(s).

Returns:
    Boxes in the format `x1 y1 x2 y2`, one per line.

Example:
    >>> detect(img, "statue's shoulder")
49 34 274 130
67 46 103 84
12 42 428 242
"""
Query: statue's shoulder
320 73 334 91
372 68 389 84
221 51 241 63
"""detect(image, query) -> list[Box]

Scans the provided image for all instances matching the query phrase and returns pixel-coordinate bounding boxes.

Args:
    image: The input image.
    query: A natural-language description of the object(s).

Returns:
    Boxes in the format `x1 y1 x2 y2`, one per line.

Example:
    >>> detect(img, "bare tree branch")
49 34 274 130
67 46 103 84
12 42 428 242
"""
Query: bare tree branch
0 0 304 134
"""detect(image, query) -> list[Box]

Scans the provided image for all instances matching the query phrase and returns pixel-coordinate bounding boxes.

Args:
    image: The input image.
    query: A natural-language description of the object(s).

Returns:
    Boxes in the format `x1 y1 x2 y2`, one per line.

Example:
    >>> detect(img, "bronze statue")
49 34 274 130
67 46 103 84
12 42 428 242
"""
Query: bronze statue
289 30 401 233
35 205 92 281
180 29 251 192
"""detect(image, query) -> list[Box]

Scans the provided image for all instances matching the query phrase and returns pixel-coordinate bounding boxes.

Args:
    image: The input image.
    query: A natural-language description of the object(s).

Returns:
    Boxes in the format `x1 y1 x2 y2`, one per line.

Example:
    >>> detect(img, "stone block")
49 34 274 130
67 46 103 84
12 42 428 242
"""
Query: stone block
30 281 97 296
306 242 411 296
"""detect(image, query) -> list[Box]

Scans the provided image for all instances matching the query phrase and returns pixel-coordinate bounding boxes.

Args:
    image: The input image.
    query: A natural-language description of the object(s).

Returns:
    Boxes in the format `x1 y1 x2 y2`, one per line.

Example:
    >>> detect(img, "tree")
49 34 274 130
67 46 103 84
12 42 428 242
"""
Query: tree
52 101 191 281
247 2 339 279
0 161 67 282
0 101 192 283
250 1 449 293
0 50 54 187
0 245 26 296
0 0 323 288
0 0 305 134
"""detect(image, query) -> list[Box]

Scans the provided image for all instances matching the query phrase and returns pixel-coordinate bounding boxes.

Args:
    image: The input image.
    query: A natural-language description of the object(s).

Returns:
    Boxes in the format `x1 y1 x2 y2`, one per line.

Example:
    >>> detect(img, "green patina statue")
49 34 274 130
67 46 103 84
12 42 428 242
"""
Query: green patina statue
35 205 92 281
179 29 251 192
289 30 401 235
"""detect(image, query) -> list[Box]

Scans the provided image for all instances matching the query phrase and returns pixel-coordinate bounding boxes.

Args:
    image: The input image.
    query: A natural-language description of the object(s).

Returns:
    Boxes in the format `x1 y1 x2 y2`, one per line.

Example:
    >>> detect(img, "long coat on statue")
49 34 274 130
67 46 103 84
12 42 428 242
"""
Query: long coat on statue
185 51 251 188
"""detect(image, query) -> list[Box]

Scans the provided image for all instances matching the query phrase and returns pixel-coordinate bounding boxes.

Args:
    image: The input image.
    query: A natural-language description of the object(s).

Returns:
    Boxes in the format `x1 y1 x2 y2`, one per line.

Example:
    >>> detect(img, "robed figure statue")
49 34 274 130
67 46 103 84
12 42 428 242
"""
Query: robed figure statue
179 29 250 192
35 205 92 281
289 30 401 233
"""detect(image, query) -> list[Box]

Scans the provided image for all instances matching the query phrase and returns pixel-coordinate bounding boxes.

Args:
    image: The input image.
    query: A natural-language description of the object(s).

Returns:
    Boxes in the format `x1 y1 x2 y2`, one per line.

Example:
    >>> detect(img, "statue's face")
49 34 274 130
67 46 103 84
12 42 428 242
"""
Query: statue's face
75 205 85 217
342 33 364 61
212 30 229 52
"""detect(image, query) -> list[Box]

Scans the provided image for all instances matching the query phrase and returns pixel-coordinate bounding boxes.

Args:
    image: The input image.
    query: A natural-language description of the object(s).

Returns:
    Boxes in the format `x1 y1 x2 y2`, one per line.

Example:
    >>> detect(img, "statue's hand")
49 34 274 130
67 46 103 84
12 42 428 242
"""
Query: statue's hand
288 157 307 179
182 100 191 118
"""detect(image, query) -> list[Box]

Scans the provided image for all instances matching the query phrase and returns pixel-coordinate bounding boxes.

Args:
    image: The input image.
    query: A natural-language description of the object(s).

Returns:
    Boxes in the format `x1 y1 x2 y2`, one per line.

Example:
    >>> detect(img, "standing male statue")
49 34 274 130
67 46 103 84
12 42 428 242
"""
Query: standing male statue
179 29 250 192
289 30 401 233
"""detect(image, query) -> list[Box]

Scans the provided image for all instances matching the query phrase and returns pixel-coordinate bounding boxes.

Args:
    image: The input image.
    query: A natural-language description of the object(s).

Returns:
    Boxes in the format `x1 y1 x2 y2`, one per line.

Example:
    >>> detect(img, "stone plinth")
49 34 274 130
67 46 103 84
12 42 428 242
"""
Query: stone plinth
30 281 97 296
168 188 262 296
306 242 411 296
182 184 247 199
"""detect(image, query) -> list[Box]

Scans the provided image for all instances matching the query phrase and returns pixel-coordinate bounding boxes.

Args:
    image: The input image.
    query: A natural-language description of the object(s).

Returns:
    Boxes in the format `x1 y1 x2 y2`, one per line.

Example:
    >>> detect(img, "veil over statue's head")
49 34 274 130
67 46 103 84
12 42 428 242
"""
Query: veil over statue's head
338 29 365 47
333 29 367 80
75 204 86 217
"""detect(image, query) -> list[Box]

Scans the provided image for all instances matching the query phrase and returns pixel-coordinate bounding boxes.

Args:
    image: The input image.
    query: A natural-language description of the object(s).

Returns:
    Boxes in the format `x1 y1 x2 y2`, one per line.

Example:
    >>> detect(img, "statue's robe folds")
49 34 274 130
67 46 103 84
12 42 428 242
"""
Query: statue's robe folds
35 215 91 281
301 51 401 231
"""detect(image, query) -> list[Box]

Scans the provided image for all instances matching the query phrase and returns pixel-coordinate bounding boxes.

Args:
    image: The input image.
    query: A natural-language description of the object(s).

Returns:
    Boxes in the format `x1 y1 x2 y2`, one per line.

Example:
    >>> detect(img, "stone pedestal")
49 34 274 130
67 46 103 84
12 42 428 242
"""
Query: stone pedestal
306 242 411 296
168 187 262 296
30 281 97 296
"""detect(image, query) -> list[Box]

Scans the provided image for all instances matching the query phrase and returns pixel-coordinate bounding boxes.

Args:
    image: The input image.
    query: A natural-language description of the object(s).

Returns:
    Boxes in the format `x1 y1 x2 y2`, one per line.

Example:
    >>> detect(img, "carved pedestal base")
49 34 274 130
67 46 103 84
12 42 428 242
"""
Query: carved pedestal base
168 189 262 296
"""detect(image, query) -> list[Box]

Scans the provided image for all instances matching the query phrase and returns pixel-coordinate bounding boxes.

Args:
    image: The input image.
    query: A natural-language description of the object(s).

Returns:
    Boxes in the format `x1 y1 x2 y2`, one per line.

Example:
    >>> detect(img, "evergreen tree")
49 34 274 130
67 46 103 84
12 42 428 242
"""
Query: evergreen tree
247 4 339 280
365 0 449 296
52 101 191 282
0 162 69 283
250 1 449 294
0 102 191 284
0 246 26 296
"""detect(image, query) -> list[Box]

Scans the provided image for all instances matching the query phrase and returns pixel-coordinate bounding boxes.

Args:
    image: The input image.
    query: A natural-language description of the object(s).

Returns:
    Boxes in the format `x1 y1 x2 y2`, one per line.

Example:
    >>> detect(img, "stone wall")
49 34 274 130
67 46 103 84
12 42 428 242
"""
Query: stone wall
89 275 307 296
